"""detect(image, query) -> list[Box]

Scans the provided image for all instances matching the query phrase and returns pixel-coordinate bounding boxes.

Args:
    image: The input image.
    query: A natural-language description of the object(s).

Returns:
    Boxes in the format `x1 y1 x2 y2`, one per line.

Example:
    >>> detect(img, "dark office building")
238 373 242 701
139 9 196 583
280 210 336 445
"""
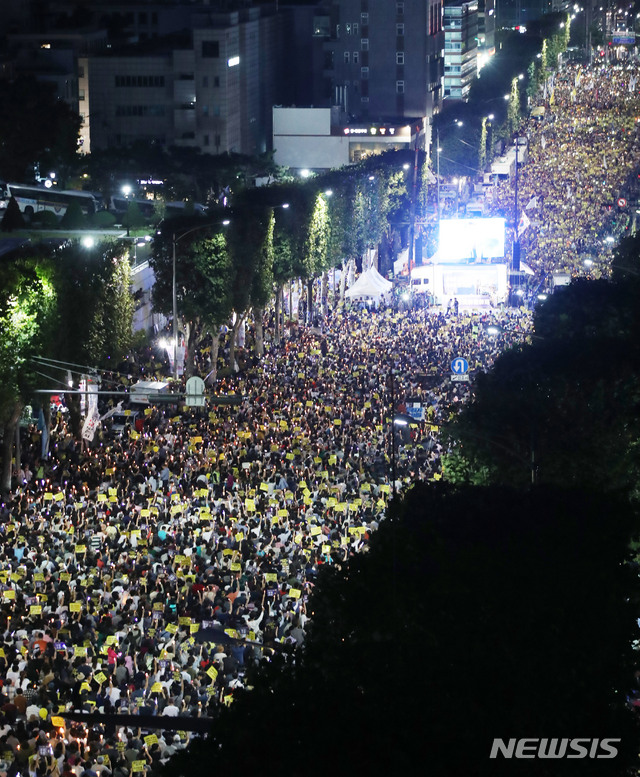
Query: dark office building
323 0 444 133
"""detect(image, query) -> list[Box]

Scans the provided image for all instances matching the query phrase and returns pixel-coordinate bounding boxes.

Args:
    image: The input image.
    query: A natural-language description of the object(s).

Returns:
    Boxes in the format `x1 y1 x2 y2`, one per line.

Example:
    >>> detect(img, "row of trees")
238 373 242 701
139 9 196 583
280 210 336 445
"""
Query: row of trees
150 155 414 380
0 241 134 492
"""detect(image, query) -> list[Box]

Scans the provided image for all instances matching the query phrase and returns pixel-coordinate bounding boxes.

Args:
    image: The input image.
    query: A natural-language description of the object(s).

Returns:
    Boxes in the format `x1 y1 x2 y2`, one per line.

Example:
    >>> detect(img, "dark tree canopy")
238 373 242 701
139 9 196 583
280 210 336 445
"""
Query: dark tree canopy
0 76 82 183
0 197 25 232
445 277 640 494
164 485 639 777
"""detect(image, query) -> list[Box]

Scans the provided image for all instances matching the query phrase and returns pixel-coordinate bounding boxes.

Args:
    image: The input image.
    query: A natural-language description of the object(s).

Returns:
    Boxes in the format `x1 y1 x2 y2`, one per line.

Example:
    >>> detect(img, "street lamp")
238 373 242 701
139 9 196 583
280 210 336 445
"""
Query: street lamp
171 219 230 380
121 185 132 236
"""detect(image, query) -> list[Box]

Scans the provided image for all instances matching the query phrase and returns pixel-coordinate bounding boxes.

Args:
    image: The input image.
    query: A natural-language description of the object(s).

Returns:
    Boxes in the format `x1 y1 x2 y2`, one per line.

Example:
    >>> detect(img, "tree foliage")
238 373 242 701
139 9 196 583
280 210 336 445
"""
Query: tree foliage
0 75 82 183
0 198 26 232
0 252 56 490
444 278 640 495
48 241 134 367
164 485 639 777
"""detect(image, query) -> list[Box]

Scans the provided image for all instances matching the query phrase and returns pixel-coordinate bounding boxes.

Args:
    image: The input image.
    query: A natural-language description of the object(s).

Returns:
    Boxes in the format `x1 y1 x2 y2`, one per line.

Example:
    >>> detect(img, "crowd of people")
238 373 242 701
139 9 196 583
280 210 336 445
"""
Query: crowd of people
0 302 531 777
2 55 639 777
487 61 640 287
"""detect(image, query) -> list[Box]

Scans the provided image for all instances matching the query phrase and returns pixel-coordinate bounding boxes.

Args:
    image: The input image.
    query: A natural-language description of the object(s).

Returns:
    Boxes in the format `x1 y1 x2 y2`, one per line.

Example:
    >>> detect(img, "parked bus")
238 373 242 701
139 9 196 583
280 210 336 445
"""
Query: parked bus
0 182 100 218
108 196 207 221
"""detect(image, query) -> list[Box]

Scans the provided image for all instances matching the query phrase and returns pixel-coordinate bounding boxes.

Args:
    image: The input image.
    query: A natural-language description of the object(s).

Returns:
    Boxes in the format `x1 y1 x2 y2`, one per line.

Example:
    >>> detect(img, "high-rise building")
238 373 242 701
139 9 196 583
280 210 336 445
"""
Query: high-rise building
323 0 444 139
477 0 495 69
78 5 282 155
443 0 478 101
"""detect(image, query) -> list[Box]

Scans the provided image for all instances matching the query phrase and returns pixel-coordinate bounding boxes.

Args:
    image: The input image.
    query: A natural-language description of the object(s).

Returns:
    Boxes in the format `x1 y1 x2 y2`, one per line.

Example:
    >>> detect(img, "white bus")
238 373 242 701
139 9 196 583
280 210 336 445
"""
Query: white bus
108 196 207 221
0 182 100 218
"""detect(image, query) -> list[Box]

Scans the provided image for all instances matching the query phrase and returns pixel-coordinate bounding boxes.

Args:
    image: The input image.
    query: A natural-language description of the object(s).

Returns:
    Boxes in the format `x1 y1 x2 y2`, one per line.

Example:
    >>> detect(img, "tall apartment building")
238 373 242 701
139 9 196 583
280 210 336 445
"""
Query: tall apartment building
443 0 478 101
323 0 444 138
477 0 495 69
80 6 282 155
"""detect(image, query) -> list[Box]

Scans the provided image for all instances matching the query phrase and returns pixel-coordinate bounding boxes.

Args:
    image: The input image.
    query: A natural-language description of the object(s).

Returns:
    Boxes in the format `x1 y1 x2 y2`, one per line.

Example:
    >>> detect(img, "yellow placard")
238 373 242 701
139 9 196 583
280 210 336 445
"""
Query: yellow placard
288 588 301 599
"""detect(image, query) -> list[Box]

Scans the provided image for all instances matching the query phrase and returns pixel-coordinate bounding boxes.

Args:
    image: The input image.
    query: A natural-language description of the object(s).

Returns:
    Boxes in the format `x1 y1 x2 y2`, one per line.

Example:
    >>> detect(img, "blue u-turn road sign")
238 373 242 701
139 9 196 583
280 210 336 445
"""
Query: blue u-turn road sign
451 357 469 375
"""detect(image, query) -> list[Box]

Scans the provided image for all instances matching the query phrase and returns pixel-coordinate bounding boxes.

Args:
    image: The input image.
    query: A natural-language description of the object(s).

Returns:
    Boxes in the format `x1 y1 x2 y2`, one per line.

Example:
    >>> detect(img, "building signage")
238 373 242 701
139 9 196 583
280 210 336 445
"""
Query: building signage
611 31 635 44
343 126 397 135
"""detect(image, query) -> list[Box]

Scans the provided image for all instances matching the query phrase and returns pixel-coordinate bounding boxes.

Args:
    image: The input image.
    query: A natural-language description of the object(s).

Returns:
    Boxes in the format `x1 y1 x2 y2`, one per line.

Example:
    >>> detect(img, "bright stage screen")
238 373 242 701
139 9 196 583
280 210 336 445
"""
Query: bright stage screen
438 218 506 262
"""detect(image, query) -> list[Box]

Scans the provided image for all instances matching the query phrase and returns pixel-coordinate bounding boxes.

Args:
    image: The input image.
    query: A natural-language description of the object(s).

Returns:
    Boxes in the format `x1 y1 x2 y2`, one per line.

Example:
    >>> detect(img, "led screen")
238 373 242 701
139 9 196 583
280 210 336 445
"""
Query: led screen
438 218 505 261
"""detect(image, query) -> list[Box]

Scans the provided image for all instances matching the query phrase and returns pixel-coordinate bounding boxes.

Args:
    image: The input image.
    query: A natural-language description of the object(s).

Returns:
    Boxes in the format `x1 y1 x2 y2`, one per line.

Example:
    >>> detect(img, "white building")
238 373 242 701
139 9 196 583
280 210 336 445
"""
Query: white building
272 106 414 172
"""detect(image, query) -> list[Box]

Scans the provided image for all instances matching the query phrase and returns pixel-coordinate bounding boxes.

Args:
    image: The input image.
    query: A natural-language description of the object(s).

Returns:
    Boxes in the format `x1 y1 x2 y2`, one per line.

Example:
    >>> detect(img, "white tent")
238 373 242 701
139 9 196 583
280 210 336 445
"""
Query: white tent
345 267 393 300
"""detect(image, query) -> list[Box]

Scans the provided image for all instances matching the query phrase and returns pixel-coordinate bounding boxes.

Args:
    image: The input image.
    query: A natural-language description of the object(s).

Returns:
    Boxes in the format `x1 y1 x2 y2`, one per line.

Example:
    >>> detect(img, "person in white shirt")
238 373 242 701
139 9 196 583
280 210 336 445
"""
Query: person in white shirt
161 699 180 716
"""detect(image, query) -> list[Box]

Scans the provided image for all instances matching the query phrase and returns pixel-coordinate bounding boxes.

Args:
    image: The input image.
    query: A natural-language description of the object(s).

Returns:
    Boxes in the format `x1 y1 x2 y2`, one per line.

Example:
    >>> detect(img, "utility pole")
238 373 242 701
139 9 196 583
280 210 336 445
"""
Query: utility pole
408 123 421 272
513 139 520 272
172 234 178 381
436 128 441 220
389 370 397 499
